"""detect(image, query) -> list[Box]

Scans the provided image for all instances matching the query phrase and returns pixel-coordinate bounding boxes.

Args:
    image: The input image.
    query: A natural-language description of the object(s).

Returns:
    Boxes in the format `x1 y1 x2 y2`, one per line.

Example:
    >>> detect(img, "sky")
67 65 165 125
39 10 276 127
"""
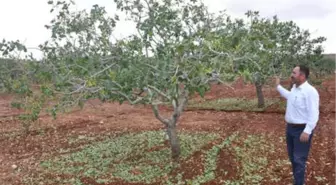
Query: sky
0 0 335 59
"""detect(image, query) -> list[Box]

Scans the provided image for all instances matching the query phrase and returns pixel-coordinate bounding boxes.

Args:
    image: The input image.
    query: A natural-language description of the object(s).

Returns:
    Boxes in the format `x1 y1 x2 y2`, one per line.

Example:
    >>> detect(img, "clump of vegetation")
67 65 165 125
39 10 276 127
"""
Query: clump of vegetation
188 98 285 112
26 131 218 184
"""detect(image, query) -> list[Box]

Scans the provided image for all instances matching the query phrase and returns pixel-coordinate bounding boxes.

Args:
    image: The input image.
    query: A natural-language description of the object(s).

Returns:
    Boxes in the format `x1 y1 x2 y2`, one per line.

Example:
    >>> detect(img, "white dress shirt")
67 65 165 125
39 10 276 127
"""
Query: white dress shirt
277 81 319 134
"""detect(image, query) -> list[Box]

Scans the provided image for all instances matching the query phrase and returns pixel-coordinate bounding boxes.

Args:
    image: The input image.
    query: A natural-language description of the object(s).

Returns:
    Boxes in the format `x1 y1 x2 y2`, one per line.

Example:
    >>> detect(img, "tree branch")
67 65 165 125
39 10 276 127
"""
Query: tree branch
206 44 231 57
171 89 188 125
113 91 144 105
91 63 116 78
151 104 169 126
58 81 87 95
147 85 171 100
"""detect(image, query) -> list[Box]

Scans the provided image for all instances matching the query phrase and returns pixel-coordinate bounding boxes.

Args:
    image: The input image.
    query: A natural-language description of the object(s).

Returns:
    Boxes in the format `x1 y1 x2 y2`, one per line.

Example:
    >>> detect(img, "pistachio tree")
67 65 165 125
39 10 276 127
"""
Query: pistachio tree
8 0 246 159
234 11 326 107
0 40 47 133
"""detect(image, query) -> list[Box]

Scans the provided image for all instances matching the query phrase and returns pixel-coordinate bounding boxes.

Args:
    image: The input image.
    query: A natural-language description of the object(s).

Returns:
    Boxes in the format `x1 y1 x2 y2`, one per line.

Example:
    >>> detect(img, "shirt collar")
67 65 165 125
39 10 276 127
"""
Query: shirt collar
296 81 308 89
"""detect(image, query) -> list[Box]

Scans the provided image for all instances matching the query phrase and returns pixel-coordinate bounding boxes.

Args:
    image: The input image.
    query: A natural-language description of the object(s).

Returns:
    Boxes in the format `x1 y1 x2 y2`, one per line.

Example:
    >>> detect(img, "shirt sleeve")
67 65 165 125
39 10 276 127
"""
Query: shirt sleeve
276 85 290 99
303 89 320 134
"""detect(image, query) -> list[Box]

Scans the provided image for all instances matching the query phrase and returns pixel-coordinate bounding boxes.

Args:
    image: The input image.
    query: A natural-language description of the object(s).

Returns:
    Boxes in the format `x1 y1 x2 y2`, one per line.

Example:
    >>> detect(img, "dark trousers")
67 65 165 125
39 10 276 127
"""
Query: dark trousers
286 124 313 185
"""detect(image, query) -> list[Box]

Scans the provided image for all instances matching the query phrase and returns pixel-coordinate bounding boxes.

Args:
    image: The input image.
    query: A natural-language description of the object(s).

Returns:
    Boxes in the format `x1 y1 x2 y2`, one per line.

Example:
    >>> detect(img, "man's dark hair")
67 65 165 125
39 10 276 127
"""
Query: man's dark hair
298 65 310 79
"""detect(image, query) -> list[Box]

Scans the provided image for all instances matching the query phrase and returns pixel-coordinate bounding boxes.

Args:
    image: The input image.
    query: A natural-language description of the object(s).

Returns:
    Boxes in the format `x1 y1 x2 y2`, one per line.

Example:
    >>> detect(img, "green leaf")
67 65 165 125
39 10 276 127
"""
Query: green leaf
197 86 206 98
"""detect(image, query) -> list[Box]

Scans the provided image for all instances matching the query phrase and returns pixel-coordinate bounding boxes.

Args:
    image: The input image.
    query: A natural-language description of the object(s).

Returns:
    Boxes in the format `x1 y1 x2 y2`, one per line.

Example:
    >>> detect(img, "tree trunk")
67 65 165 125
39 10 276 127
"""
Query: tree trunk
151 88 188 161
166 123 180 161
255 83 265 108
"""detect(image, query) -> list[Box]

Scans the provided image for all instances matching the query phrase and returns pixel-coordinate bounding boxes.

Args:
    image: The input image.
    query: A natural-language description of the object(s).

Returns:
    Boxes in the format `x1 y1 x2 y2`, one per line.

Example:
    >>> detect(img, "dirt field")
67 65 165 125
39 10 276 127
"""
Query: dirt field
0 76 335 185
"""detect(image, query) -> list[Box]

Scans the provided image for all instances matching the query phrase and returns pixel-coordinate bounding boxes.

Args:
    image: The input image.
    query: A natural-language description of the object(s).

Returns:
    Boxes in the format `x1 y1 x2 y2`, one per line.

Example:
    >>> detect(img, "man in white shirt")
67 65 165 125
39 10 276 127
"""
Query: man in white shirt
276 65 319 185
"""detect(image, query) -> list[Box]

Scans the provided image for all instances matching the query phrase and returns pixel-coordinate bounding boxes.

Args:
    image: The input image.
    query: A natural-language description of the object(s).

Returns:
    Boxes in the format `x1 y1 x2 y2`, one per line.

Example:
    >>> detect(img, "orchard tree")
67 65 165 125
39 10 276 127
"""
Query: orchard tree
233 11 326 107
313 56 335 77
0 40 47 133
18 0 248 160
0 40 29 88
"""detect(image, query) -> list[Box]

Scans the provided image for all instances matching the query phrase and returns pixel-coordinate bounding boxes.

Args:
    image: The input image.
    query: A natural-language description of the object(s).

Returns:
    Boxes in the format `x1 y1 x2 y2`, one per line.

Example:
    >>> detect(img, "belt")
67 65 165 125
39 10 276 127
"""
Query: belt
287 123 306 128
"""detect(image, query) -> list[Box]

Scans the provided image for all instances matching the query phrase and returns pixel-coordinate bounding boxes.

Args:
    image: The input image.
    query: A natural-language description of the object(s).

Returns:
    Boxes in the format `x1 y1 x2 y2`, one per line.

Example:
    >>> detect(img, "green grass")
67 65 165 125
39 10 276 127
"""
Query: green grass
165 132 286 185
185 133 239 185
23 131 289 185
225 134 285 185
25 131 306 185
188 98 285 112
232 135 272 184
29 130 219 184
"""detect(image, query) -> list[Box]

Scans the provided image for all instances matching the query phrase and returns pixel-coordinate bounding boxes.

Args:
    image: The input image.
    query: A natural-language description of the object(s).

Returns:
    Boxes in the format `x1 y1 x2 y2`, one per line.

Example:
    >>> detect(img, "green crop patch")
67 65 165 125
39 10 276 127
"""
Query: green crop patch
188 98 285 112
30 130 219 184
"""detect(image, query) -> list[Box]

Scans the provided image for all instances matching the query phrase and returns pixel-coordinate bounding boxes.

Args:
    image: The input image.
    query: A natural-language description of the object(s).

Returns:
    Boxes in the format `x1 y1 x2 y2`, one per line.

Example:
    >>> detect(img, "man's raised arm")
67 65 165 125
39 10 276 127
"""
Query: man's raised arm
276 77 290 99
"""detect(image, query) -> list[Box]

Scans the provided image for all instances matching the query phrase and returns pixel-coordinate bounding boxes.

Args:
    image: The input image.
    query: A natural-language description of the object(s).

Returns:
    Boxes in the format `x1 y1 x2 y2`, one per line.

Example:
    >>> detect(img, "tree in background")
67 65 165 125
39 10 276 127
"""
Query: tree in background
233 11 326 107
0 40 46 133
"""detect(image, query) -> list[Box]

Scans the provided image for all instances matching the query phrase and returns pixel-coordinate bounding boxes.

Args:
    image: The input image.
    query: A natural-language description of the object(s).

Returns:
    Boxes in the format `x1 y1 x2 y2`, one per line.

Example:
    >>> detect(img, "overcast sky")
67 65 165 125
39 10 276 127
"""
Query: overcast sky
0 0 335 58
